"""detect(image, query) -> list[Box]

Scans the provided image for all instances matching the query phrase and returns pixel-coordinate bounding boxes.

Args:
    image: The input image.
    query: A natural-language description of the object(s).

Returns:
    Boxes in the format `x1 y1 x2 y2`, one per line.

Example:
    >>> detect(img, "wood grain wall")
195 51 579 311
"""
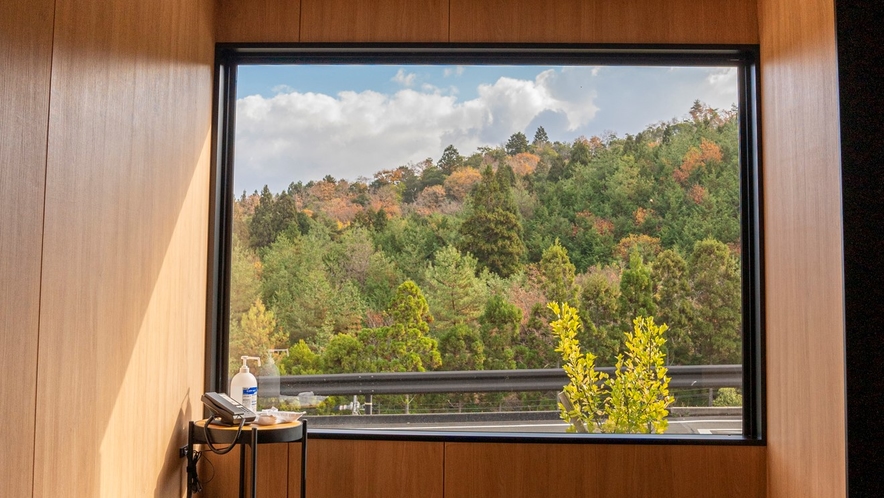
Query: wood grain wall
209 2 773 498
2 0 849 496
1 0 217 496
445 443 766 498
0 1 55 497
201 439 765 498
448 0 758 44
757 0 846 497
217 0 759 43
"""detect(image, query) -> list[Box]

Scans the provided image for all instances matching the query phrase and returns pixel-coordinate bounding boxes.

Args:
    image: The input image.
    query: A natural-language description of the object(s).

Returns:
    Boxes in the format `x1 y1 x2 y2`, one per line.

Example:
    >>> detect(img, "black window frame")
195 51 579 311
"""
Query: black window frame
206 43 765 445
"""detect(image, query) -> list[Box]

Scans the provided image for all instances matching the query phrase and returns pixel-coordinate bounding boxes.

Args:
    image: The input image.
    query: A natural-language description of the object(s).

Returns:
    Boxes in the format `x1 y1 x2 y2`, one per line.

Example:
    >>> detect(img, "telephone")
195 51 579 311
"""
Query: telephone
201 392 256 425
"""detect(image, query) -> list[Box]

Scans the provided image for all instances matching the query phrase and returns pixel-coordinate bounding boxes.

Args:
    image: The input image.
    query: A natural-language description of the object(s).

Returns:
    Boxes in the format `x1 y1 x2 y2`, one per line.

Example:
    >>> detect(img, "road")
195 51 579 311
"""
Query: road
314 415 743 435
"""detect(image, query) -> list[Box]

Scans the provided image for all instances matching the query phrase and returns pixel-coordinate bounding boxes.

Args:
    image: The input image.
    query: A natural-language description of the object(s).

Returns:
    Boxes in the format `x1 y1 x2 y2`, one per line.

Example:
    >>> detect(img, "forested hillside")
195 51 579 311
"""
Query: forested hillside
229 101 743 392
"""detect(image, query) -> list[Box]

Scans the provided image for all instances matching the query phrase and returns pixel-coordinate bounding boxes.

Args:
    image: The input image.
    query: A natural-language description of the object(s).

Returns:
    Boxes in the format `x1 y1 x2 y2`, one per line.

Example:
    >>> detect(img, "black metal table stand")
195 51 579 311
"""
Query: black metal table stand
186 419 307 498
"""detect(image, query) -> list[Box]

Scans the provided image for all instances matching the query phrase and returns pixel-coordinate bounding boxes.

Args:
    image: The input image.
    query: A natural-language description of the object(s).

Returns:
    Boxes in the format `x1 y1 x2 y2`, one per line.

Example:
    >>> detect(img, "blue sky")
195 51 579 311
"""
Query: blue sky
234 64 738 195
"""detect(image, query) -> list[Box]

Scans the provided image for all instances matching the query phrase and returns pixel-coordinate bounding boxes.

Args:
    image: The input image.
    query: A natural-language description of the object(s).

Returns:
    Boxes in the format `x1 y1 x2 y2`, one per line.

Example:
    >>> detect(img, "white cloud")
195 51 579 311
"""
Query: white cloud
443 66 466 77
706 67 738 100
234 69 602 192
272 84 295 94
391 69 416 87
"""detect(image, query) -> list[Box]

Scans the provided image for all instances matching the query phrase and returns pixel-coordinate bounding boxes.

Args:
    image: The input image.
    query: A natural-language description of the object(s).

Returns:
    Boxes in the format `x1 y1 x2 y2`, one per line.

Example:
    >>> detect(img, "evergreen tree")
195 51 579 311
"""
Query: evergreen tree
512 303 559 370
322 281 441 374
652 249 694 364
249 186 275 249
229 235 261 317
479 295 522 370
424 245 488 332
458 166 526 278
362 250 402 312
229 299 286 376
261 233 365 344
388 280 434 333
320 333 366 373
570 138 592 165
533 126 549 147
439 324 485 371
618 251 657 326
279 340 320 375
438 324 485 411
437 144 464 174
688 239 741 364
505 132 530 155
579 272 622 365
539 239 579 306
249 186 296 249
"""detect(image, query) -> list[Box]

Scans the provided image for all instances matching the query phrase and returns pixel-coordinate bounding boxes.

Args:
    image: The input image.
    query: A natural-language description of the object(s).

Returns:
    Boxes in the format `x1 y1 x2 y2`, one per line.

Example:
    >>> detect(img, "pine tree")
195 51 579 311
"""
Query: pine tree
505 132 530 155
570 138 592 166
249 186 276 249
229 235 261 316
533 126 549 147
688 239 741 364
439 324 485 371
388 280 433 334
228 299 286 376
249 186 296 249
619 251 657 326
423 245 488 331
322 281 441 375
539 239 579 306
458 166 526 278
652 249 694 364
437 144 464 174
579 271 622 365
479 295 522 370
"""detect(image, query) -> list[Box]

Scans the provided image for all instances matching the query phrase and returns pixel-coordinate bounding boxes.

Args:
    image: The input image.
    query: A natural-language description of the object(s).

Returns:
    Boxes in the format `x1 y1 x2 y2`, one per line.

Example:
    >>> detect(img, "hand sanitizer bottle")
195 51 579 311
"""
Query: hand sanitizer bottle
230 356 261 413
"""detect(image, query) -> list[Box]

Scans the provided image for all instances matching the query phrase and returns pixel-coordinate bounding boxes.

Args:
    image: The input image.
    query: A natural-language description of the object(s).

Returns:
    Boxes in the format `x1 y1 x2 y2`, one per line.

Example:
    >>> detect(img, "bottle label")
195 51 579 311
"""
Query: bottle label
242 386 258 412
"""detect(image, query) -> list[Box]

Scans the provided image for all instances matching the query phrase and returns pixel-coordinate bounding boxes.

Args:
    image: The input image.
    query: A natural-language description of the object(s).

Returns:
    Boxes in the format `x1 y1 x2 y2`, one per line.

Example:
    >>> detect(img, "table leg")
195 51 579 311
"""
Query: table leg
251 426 258 498
301 420 307 498
239 441 246 498
186 421 194 498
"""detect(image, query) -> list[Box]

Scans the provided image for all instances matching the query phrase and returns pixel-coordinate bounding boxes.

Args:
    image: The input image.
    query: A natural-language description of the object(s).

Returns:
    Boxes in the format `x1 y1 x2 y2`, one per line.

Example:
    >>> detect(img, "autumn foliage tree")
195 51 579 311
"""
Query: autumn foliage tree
229 102 746 414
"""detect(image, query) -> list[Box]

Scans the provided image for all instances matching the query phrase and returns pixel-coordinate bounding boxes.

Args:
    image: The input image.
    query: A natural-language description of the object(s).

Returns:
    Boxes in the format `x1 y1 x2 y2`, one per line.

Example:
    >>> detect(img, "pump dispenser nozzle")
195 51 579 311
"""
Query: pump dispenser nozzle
240 355 261 372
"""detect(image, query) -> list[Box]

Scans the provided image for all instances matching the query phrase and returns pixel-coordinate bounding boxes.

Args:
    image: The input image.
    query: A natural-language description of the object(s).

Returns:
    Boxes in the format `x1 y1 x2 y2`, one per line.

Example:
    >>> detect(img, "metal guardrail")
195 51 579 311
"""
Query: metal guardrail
259 365 741 397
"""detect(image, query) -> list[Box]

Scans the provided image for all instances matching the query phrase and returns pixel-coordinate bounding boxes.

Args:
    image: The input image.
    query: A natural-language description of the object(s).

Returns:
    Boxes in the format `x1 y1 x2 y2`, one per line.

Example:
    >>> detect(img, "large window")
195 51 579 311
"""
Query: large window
208 46 762 441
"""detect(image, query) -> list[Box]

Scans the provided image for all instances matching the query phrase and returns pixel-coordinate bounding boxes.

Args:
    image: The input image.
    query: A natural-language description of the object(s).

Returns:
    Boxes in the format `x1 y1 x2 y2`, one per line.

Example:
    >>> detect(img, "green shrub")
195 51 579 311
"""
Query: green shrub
550 302 673 433
713 387 743 407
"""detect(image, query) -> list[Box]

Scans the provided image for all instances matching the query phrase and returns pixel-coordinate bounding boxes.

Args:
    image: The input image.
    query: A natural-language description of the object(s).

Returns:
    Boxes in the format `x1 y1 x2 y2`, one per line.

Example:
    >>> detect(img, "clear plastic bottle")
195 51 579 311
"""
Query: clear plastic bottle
230 356 261 414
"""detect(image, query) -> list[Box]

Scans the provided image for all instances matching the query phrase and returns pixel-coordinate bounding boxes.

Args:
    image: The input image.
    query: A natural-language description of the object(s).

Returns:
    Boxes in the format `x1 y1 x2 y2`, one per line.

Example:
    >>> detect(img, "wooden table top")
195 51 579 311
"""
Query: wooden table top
195 418 303 431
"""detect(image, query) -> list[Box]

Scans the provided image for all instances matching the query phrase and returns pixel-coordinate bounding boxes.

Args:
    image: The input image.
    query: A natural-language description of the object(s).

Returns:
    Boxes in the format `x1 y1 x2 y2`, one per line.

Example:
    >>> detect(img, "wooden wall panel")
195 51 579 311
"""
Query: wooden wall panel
199 443 291 497
31 0 215 495
304 440 444 498
450 0 758 44
294 0 448 42
445 443 766 498
198 439 441 498
0 1 55 496
758 0 846 497
218 0 759 45
217 0 301 43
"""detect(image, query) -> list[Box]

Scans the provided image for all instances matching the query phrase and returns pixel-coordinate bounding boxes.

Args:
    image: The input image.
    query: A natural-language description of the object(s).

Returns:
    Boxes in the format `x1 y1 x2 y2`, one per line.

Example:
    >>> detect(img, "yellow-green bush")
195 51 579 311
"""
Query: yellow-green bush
549 302 673 434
